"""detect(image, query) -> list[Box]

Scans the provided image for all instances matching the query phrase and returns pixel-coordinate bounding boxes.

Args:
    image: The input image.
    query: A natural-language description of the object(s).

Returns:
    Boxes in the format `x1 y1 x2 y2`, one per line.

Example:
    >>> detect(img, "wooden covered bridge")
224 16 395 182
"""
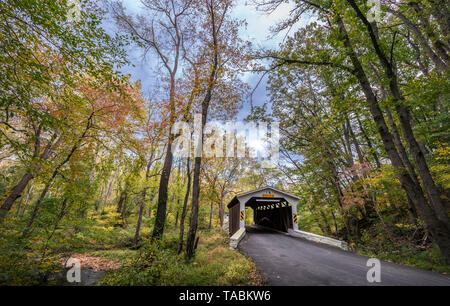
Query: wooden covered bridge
227 186 349 251
227 187 300 236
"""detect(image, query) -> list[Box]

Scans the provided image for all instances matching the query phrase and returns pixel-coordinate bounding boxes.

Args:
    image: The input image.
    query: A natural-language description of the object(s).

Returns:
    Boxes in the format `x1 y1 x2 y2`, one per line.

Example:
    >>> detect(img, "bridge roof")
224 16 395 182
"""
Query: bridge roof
227 186 300 208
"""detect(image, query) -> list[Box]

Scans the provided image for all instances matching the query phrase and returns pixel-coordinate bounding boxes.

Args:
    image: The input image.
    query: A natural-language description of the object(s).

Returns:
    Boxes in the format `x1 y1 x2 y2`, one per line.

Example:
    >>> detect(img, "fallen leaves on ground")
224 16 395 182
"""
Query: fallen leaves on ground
61 253 121 271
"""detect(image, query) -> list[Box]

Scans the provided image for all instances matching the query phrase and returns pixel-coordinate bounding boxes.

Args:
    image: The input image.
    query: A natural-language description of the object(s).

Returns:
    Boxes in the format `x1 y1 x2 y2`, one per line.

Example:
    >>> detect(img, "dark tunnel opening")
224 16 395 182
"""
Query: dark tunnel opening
252 199 293 232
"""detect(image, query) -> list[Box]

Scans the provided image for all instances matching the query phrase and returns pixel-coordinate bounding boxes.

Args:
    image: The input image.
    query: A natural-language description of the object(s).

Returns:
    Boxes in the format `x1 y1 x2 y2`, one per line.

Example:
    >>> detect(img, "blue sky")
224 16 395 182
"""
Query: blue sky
104 0 301 120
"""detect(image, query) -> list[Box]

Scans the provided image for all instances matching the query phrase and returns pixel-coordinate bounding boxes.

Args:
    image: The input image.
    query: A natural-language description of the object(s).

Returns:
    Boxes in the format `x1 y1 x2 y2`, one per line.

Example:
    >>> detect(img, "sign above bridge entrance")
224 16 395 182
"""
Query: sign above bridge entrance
262 194 274 198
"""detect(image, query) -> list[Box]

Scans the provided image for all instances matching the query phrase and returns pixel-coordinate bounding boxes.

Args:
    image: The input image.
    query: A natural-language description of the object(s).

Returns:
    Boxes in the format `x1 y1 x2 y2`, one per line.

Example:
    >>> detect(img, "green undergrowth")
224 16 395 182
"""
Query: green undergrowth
99 230 264 286
357 243 450 274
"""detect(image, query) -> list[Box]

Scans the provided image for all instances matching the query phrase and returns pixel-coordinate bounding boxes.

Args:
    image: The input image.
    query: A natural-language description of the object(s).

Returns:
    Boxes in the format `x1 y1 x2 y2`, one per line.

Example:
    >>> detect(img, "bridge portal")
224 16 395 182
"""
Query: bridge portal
227 187 300 236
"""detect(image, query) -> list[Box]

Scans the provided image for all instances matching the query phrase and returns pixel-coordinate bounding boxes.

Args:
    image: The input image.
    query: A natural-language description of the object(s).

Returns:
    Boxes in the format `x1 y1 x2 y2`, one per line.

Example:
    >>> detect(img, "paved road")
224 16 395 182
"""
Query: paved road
238 226 450 286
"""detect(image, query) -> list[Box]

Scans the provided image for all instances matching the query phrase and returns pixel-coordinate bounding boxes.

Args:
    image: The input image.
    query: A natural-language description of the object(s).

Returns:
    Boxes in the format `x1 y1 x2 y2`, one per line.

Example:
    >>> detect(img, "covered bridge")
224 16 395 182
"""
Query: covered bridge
227 187 300 236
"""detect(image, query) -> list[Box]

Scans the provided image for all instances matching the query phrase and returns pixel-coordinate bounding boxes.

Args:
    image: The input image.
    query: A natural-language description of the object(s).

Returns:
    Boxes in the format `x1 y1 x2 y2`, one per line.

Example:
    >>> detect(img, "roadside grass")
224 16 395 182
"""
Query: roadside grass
99 230 264 286
357 244 450 274
159 231 263 286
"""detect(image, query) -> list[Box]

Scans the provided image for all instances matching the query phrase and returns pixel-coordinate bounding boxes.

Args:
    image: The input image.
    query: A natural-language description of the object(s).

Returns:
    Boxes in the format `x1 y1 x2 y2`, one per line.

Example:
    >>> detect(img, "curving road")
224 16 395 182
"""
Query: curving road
238 226 450 286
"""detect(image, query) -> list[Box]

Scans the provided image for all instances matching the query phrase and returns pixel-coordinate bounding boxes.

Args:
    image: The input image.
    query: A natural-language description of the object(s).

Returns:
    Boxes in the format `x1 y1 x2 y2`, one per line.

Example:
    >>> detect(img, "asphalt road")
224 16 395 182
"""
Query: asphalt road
238 226 450 286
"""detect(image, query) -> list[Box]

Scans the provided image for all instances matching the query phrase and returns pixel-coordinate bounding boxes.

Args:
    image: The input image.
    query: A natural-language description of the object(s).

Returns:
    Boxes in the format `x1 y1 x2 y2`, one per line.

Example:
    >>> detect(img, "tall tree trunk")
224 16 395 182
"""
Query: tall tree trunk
208 202 213 229
177 157 191 254
116 185 127 214
346 0 449 229
185 154 202 260
25 117 91 230
356 116 381 168
337 13 450 263
152 75 177 241
218 196 225 228
347 116 364 164
0 172 34 222
133 190 146 245
152 141 173 239
0 129 59 223
185 1 221 261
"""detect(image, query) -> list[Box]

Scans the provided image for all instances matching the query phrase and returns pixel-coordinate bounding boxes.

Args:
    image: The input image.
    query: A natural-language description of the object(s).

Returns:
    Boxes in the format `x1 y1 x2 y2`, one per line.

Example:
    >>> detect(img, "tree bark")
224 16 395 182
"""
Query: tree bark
346 0 449 230
337 12 450 263
356 116 381 168
116 185 127 214
0 129 59 223
208 202 213 229
185 0 221 261
177 157 191 254
25 113 93 229
133 189 146 245
152 142 173 239
218 196 225 228
0 172 34 222
386 7 448 72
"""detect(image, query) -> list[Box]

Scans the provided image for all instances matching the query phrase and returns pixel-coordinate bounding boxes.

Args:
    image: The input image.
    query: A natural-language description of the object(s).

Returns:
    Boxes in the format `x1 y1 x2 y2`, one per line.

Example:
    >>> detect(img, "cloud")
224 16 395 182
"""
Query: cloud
232 1 299 48
102 1 305 117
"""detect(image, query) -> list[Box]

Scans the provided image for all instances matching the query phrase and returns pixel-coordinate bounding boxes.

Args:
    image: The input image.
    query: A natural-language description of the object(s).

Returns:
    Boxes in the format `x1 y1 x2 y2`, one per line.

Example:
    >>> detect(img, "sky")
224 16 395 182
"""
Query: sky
99 0 308 166
103 0 301 120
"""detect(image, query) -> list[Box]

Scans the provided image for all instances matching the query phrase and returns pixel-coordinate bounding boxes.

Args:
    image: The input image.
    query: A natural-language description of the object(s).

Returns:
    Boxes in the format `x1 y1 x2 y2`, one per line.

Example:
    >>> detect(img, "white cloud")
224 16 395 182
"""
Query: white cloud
232 1 300 48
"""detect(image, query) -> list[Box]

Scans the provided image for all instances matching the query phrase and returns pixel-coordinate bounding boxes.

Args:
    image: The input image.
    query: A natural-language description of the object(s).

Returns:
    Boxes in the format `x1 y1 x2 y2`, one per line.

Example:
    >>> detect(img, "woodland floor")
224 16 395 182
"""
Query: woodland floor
52 229 264 286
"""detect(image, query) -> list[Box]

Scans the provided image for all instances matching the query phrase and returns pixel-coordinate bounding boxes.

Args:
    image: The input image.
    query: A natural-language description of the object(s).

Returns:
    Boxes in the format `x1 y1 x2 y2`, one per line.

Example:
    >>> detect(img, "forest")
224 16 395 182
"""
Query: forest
0 0 449 286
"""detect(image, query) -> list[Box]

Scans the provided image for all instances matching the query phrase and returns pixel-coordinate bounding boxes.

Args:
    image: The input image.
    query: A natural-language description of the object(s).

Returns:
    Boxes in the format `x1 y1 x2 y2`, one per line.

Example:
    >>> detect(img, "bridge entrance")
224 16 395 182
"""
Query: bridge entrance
227 187 300 236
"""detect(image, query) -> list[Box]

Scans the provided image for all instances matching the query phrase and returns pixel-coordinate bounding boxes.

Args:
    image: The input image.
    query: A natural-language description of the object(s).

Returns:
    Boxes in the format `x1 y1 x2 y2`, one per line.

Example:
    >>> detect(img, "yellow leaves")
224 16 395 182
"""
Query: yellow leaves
432 144 450 162
430 144 450 189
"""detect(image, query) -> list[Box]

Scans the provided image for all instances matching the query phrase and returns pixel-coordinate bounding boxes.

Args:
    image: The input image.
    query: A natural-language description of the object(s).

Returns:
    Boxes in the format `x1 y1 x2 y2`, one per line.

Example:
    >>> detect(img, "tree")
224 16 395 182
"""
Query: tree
185 0 249 260
110 0 196 239
254 0 450 262
0 0 129 223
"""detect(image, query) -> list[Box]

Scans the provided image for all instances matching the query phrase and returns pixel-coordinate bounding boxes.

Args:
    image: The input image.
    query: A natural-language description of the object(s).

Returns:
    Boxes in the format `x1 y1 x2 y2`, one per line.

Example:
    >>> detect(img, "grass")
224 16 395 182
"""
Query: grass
85 249 138 262
158 231 263 286
97 230 264 286
357 243 450 274
0 201 264 286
